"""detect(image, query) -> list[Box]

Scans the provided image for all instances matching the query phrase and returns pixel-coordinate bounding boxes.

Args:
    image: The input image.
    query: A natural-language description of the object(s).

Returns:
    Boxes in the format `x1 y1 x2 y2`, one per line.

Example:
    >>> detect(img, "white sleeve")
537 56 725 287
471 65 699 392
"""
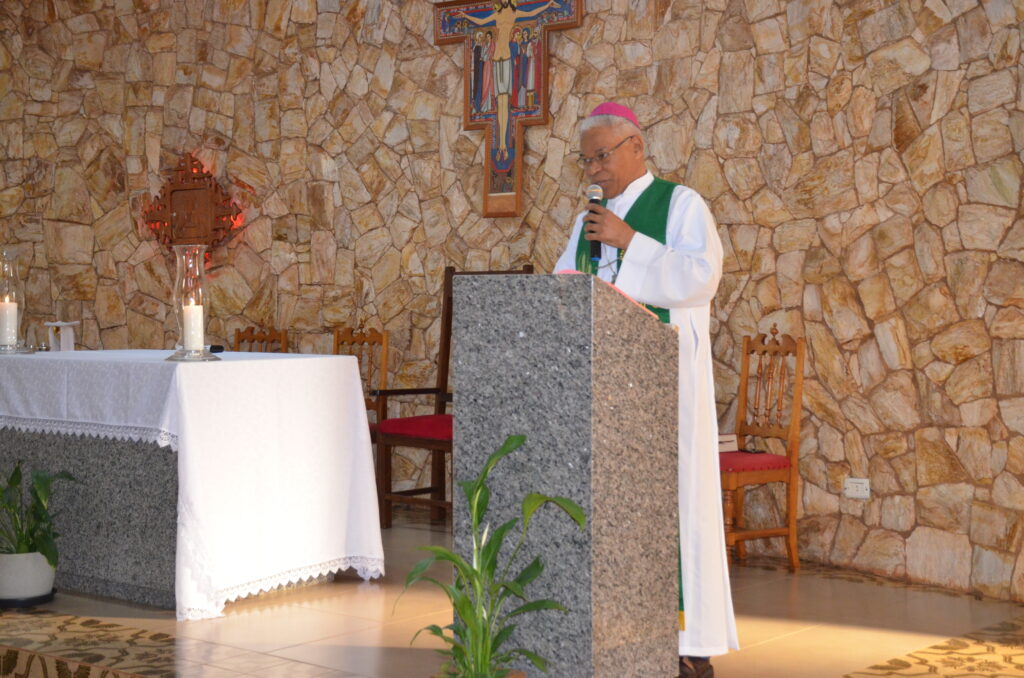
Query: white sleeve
553 210 588 272
613 186 723 309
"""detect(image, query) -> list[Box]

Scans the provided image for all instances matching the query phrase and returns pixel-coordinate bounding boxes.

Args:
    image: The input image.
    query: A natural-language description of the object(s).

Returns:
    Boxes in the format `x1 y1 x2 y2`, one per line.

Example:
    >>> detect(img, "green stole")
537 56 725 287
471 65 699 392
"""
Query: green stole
574 177 678 324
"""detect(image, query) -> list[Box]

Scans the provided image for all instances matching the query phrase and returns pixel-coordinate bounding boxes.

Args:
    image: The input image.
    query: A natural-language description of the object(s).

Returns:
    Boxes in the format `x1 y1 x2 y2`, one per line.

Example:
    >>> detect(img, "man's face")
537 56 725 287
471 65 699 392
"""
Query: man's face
579 125 645 200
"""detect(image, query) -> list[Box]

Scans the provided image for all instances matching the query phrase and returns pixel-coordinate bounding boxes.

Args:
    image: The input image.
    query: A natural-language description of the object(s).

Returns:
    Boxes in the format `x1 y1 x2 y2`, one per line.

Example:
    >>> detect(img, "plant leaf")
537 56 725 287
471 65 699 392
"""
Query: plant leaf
7 463 21 491
511 647 549 671
491 623 516 651
507 598 565 617
36 534 58 568
411 624 454 647
404 556 436 589
458 479 477 503
522 493 586 531
480 518 517 580
500 579 526 600
477 434 525 485
546 495 587 529
513 556 544 588
475 482 490 527
418 545 475 582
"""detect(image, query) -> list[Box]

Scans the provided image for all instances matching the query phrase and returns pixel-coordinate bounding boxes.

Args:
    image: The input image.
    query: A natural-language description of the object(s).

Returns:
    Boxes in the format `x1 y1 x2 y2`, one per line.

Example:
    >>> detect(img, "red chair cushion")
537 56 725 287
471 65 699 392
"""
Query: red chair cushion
378 414 453 441
720 451 791 473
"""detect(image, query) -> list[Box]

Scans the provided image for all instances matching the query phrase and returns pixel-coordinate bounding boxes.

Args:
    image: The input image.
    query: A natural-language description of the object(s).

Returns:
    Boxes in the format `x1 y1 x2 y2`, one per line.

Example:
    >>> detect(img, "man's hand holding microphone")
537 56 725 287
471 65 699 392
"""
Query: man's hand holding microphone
582 183 636 253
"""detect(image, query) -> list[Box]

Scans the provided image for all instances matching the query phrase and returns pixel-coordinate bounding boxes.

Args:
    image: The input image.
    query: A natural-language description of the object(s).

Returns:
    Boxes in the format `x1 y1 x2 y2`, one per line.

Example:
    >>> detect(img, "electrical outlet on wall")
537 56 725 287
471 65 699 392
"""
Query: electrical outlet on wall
844 477 870 500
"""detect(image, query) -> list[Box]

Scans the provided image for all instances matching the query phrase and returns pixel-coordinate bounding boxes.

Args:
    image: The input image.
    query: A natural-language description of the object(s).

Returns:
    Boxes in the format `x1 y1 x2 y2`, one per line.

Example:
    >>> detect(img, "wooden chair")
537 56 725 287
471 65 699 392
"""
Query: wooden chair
333 327 389 442
373 264 533 528
719 324 806 570
233 326 288 353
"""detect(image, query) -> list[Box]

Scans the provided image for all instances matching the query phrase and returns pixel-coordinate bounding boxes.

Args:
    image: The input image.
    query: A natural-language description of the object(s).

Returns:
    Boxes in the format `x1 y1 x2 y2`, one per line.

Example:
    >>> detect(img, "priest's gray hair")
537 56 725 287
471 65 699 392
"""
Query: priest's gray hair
580 114 642 138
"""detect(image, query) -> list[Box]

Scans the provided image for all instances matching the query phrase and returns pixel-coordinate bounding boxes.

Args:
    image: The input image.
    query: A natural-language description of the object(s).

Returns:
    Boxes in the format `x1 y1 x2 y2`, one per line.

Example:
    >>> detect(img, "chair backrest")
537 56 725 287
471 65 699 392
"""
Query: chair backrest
334 327 389 423
734 324 805 457
233 326 288 353
432 265 534 415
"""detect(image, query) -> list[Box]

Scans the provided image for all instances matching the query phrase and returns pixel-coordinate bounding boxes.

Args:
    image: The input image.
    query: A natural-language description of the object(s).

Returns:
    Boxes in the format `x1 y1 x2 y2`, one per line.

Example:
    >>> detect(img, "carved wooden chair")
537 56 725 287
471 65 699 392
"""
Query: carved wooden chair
232 326 288 353
373 264 533 528
719 324 806 570
333 327 389 442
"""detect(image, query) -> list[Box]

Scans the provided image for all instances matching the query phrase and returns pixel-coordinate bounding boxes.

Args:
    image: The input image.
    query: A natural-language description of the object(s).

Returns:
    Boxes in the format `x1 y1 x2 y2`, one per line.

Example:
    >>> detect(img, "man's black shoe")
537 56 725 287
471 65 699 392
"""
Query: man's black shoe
679 655 714 678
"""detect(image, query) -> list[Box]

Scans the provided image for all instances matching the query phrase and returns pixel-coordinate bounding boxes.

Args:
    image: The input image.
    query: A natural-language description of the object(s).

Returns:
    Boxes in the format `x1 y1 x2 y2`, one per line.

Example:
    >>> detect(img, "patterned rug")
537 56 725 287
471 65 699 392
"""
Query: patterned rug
846 616 1024 677
0 608 176 678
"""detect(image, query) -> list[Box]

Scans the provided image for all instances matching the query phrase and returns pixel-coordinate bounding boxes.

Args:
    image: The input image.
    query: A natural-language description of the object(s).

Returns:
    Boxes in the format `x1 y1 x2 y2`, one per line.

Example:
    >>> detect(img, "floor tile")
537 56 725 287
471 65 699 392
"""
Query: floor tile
170 604 381 653
269 611 451 678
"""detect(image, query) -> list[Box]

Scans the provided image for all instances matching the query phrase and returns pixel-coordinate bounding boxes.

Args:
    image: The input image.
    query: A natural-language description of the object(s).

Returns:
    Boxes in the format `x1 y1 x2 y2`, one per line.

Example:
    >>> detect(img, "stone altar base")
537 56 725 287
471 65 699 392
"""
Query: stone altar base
453 273 680 678
0 429 176 609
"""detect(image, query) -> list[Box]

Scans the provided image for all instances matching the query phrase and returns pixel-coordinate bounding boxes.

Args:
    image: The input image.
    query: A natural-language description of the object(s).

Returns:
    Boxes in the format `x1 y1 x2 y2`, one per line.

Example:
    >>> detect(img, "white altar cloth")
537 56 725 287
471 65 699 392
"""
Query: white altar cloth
0 350 384 620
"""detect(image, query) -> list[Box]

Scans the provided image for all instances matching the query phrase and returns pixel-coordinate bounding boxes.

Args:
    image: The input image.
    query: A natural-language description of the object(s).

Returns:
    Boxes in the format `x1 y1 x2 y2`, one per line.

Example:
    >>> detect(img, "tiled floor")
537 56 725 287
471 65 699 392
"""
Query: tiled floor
2 510 1023 677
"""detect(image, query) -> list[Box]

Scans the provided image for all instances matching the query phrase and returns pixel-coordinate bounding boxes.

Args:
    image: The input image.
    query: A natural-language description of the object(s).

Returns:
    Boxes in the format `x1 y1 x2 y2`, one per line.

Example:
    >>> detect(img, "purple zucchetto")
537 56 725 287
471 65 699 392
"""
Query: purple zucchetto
588 102 640 128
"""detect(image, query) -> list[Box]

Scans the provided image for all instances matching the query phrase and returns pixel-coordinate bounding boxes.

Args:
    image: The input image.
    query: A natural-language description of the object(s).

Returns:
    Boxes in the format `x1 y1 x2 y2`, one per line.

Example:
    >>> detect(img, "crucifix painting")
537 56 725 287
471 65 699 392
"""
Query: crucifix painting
435 0 581 217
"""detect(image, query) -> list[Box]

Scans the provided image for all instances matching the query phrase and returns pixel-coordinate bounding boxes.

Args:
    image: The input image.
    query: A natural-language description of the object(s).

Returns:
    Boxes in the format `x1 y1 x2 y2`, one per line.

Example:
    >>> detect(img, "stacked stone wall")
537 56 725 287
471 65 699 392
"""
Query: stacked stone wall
1 0 1023 599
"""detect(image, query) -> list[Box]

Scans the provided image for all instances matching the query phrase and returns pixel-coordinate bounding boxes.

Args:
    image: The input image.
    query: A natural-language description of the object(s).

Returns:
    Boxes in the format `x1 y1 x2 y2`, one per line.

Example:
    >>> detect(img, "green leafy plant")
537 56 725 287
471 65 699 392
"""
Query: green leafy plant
405 434 586 678
0 461 75 568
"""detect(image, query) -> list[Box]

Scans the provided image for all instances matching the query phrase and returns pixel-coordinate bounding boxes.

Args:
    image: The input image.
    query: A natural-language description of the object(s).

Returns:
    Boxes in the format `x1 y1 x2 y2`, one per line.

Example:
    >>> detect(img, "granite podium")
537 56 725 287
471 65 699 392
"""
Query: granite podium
453 273 680 677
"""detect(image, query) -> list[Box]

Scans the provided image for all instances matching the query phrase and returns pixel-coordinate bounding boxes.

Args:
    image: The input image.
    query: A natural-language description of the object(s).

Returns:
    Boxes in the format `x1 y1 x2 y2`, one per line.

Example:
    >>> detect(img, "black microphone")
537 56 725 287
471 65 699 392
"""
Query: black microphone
586 183 603 265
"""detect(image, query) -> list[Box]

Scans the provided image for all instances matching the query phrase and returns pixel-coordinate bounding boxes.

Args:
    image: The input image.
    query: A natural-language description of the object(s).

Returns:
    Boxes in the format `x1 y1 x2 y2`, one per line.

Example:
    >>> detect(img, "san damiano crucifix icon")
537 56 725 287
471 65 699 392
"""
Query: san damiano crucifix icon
434 0 581 217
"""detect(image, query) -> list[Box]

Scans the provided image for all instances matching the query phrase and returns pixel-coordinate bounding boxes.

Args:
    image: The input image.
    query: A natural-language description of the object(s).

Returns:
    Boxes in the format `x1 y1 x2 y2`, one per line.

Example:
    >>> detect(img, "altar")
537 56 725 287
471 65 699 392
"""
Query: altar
0 350 384 620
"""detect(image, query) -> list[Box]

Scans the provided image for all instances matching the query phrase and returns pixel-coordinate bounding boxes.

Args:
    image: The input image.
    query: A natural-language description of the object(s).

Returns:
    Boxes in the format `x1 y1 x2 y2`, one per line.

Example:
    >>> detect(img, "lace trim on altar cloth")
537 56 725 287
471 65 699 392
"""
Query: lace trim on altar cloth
0 415 178 449
177 556 386 621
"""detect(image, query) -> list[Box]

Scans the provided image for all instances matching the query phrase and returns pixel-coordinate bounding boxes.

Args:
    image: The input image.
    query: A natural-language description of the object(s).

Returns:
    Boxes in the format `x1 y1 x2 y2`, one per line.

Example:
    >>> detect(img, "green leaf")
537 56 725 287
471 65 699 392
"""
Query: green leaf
458 479 477 503
404 556 435 589
546 496 587 529
411 624 455 647
513 556 543 588
508 599 565 617
479 518 517 579
491 623 516 651
418 545 475 581
30 471 73 513
7 463 21 491
477 435 525 485
511 647 549 671
35 534 58 568
500 580 526 600
475 483 490 527
522 493 586 531
31 473 53 511
448 585 476 628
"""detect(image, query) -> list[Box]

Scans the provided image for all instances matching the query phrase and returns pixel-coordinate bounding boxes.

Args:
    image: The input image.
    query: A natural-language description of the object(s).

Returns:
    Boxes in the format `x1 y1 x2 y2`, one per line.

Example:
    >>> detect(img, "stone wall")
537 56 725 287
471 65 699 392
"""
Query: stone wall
1 0 1023 599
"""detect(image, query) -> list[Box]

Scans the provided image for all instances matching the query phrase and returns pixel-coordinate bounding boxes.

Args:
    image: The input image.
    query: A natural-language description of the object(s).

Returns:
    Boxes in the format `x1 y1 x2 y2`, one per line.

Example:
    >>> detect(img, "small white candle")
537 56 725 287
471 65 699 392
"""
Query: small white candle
182 301 204 352
0 296 16 346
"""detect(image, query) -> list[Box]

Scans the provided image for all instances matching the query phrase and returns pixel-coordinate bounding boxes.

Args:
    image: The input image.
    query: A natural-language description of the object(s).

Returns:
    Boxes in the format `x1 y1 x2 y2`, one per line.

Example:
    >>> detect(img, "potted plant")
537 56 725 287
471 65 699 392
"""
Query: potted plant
0 461 74 605
406 434 586 678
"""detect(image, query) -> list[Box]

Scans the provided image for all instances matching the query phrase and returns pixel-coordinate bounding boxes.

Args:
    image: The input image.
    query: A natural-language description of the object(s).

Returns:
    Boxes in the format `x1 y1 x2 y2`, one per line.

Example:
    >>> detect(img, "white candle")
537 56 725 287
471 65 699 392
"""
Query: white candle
0 297 16 346
182 301 204 352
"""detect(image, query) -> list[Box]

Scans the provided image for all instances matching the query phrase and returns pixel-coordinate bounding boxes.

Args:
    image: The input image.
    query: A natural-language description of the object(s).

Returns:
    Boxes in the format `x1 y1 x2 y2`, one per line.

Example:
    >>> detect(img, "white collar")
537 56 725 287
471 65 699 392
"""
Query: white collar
607 171 654 205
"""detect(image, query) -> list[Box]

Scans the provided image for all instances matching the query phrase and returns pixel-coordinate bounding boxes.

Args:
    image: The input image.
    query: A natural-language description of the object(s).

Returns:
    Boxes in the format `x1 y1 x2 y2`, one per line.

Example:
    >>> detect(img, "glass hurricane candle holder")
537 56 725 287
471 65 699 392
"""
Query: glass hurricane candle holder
166 244 219 362
0 251 23 354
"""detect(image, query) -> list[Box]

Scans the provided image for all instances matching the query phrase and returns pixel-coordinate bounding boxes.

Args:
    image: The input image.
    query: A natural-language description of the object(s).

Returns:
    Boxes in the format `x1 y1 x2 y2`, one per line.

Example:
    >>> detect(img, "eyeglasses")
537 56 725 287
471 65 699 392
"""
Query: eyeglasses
575 135 635 169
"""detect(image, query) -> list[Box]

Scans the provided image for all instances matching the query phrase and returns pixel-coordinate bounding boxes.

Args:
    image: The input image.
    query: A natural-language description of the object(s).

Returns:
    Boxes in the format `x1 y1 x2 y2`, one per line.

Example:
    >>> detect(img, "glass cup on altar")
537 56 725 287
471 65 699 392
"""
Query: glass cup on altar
0 251 23 354
167 243 219 362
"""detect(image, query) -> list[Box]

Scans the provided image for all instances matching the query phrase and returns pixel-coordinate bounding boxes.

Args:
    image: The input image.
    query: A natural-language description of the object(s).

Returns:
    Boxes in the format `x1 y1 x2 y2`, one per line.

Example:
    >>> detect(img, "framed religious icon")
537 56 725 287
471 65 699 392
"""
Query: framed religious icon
434 0 581 217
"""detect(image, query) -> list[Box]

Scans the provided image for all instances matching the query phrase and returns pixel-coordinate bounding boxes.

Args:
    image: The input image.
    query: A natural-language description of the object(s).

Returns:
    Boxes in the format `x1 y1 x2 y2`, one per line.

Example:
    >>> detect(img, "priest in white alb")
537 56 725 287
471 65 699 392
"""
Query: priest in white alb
554 102 738 678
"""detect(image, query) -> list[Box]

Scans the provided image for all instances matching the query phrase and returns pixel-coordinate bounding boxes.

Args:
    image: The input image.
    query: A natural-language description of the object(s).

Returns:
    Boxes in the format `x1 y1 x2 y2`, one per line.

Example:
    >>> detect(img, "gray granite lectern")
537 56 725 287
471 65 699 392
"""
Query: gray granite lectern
453 273 679 678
